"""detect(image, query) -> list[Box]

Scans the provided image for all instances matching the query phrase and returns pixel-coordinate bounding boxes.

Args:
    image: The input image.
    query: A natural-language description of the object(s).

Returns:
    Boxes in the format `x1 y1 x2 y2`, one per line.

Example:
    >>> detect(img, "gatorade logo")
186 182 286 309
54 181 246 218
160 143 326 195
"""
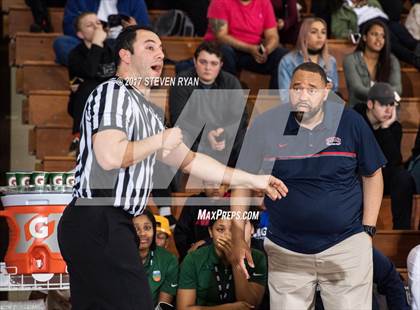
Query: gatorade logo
22 177 30 186
34 176 44 185
66 176 75 186
15 213 62 253
29 216 48 239
8 177 16 186
53 176 63 185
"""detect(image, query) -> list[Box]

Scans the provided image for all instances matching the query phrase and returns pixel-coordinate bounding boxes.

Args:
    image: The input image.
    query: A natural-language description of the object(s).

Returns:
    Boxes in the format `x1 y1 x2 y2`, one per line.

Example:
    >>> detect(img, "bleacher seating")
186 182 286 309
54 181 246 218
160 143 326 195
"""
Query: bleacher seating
6 5 63 37
23 90 71 126
5 7 166 37
29 125 72 159
1 0 25 12
378 195 420 230
373 230 420 268
16 61 68 94
41 156 76 172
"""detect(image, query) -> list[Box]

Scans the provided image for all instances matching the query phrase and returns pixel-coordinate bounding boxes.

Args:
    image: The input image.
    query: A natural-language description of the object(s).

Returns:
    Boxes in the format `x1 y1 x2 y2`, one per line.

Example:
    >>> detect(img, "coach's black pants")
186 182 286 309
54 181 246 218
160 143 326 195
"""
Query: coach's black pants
58 199 153 310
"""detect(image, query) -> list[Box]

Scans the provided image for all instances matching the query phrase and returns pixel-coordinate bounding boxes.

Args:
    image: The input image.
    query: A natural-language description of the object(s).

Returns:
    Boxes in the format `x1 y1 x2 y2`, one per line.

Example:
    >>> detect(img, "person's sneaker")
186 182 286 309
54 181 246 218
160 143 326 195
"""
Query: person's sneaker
68 137 80 157
29 23 43 33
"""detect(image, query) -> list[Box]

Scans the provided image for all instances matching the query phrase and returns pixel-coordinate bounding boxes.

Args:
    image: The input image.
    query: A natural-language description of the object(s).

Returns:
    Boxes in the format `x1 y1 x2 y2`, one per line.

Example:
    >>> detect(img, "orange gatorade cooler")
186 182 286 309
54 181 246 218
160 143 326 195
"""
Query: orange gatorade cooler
0 193 72 274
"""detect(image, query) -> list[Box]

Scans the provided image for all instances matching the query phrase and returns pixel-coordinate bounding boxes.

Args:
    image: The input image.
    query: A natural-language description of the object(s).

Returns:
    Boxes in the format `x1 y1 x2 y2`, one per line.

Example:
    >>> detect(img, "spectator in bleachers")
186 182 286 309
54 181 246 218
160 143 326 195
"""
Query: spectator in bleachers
405 2 420 41
174 181 229 260
343 19 402 107
25 0 65 32
155 215 172 249
310 0 342 36
354 82 416 229
54 0 149 65
133 210 179 307
67 12 116 156
169 41 248 167
204 0 288 89
408 125 420 195
331 0 420 70
177 216 267 309
178 0 211 36
278 17 339 92
145 0 175 10
408 245 420 310
271 0 300 45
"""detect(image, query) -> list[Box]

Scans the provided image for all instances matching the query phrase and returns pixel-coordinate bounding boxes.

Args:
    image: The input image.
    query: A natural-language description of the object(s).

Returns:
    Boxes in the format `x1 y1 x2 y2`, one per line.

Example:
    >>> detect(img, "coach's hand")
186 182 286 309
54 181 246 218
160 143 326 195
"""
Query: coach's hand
161 128 183 157
252 175 288 201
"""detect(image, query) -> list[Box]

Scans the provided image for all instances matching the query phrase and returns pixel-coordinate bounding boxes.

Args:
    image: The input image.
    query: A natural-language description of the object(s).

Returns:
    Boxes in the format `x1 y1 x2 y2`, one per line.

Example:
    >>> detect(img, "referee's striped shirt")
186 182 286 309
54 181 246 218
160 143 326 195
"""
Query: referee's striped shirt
73 77 164 216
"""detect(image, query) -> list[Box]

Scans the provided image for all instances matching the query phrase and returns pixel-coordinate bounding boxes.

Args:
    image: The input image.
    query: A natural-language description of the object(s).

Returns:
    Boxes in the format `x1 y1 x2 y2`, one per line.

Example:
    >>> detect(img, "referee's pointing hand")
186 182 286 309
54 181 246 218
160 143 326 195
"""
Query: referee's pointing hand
253 175 288 201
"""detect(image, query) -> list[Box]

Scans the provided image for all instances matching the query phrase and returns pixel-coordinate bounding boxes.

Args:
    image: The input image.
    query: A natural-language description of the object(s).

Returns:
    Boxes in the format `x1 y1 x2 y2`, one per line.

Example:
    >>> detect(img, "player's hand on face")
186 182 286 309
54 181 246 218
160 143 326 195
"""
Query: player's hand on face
216 235 234 263
381 105 397 129
92 23 107 45
208 128 225 151
252 175 288 201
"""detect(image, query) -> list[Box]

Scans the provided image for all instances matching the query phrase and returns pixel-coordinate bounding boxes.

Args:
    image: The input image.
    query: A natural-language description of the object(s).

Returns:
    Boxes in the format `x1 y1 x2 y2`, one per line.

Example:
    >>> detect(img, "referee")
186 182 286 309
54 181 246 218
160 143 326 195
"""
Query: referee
57 26 288 310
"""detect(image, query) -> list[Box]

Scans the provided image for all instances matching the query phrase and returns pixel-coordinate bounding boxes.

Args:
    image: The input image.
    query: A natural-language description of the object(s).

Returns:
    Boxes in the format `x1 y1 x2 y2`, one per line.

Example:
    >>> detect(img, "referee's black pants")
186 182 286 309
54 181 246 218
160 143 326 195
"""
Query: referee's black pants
58 198 154 310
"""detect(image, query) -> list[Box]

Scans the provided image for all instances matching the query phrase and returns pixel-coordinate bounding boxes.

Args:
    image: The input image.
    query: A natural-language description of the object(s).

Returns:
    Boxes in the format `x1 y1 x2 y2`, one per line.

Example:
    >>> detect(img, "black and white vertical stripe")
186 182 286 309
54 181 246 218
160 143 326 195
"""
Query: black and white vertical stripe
73 78 164 216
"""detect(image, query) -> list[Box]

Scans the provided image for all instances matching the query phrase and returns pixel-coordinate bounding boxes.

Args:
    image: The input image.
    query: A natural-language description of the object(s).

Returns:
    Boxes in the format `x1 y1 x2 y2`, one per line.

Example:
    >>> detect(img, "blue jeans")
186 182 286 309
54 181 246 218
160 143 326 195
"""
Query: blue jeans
219 44 288 89
53 35 80 66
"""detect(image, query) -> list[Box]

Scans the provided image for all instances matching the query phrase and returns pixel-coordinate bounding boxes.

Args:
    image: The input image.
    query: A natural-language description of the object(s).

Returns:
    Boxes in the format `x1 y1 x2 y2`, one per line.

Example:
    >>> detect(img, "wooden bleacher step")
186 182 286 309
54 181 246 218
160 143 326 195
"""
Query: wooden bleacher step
378 195 420 230
23 90 72 126
16 62 175 95
7 5 63 37
10 33 203 65
11 32 59 65
373 230 420 268
5 6 166 37
16 61 68 94
41 156 76 172
29 125 73 159
2 0 25 12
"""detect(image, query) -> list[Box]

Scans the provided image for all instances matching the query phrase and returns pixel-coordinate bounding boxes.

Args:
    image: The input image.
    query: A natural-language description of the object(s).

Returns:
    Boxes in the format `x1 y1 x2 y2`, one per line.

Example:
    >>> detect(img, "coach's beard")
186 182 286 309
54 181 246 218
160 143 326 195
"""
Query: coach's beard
292 103 323 124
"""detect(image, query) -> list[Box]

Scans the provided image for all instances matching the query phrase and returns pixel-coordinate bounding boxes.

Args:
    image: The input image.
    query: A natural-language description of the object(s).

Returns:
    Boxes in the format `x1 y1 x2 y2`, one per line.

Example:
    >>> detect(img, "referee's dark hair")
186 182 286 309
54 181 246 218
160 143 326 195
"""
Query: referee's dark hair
292 62 328 85
114 25 158 66
138 209 157 251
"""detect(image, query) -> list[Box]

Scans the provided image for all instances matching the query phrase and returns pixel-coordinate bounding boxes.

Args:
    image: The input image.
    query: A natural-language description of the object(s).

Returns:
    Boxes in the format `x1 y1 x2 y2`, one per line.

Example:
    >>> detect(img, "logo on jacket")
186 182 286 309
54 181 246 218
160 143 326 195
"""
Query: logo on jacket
326 137 342 146
152 270 161 282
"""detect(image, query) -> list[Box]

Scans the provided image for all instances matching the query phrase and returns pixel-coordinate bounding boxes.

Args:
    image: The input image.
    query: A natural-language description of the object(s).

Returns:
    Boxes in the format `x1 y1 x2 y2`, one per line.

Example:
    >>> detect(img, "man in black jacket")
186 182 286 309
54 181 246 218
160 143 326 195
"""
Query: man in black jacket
169 41 248 168
67 12 116 155
354 82 416 229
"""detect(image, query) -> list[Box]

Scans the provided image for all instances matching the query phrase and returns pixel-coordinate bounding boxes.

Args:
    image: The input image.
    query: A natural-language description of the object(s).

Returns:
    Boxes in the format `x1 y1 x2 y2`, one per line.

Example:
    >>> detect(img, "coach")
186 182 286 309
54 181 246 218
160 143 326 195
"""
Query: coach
231 62 386 309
